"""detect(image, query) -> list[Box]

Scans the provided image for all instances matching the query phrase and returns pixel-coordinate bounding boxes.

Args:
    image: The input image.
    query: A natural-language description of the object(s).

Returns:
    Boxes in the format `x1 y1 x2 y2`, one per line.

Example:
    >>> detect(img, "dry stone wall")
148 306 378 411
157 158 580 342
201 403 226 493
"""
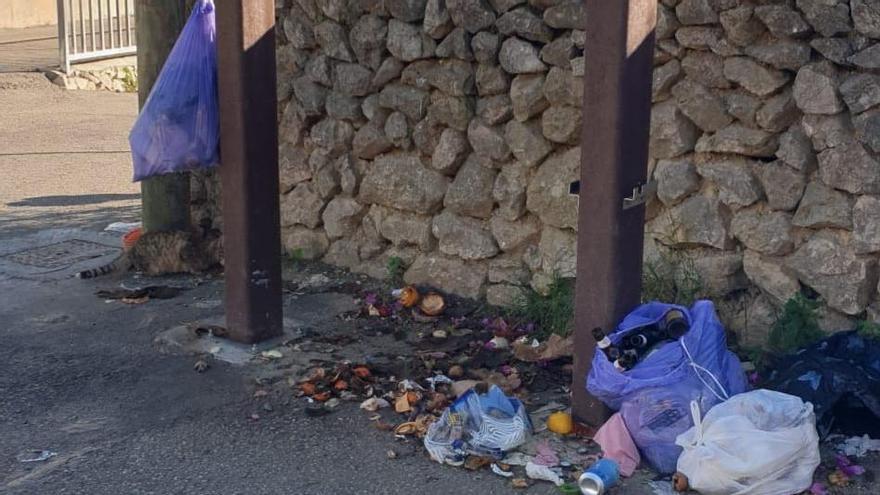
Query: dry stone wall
273 0 880 344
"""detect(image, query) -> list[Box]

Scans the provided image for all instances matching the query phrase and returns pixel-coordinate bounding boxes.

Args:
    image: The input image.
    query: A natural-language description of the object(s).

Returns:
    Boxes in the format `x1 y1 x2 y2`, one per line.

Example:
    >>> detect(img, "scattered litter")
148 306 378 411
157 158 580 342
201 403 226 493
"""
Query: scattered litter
97 285 186 301
511 478 529 489
190 324 228 338
448 365 464 379
525 461 563 486
491 463 513 477
395 394 413 413
672 472 688 492
104 221 142 234
546 411 573 435
676 390 820 495
451 380 479 397
424 385 531 464
837 434 880 457
260 349 283 360
398 379 425 392
765 330 880 438
578 458 620 495
513 334 573 362
419 292 446 316
121 296 150 305
394 415 434 437
431 329 448 340
559 482 580 494
809 481 828 495
487 336 510 350
533 441 559 467
193 358 210 372
425 375 453 391
18 450 57 463
835 453 865 478
501 452 533 467
386 449 398 459
392 286 420 308
360 397 390 412
593 412 639 477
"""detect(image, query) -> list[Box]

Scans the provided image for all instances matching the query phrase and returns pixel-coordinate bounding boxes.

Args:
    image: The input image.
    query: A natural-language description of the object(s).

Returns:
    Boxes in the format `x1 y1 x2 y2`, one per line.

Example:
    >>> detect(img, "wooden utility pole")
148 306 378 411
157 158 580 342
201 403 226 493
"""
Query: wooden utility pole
215 0 284 343
135 0 194 232
572 0 657 425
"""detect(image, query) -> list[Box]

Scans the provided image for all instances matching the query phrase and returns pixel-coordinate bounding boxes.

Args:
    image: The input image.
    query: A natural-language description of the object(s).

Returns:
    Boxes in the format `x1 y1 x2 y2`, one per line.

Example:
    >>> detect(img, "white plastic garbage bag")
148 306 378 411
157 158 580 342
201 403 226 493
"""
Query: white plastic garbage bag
676 389 820 495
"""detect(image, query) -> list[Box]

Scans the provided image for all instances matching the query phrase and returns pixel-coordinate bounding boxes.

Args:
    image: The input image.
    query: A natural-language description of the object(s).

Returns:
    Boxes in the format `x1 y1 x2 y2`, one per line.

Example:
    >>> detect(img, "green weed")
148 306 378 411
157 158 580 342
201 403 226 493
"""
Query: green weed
509 275 574 338
386 256 405 285
286 247 305 266
641 252 704 306
857 320 880 340
768 294 823 353
120 66 138 93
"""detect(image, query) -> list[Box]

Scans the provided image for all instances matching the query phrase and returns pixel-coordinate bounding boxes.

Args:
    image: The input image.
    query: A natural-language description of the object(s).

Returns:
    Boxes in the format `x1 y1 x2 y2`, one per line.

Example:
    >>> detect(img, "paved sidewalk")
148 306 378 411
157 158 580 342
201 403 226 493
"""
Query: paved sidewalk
0 26 58 72
0 72 139 239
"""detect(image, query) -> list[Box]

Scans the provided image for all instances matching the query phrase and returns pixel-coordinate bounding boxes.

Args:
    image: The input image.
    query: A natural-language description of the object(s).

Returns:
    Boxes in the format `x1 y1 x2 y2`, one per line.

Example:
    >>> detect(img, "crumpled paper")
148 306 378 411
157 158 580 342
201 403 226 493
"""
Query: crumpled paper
513 334 573 362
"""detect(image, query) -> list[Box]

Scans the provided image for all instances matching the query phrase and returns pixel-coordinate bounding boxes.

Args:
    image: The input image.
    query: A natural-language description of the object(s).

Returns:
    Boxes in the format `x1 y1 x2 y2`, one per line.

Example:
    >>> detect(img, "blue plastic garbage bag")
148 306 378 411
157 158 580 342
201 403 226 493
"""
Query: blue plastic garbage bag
129 0 218 181
587 300 747 473
424 385 532 465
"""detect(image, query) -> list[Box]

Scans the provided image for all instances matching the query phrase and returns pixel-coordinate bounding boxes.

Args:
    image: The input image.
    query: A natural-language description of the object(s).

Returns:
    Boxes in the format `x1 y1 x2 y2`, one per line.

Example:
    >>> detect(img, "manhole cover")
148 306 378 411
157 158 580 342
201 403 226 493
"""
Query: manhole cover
1 239 119 269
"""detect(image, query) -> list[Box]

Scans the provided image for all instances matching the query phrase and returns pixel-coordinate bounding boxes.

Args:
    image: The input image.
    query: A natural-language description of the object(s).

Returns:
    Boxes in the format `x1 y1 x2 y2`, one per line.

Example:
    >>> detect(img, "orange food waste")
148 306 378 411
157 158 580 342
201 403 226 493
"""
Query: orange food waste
397 286 421 308
419 292 446 316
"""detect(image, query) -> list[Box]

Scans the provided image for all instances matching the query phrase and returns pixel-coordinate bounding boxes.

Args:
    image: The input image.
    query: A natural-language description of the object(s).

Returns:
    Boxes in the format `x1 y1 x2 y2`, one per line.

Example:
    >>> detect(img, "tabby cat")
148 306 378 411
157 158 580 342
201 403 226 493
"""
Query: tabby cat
77 230 223 279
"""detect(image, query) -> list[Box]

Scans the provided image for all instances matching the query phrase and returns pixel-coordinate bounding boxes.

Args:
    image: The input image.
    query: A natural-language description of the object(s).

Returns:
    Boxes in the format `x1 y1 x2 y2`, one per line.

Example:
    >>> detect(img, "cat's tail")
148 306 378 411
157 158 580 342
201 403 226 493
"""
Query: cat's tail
76 254 129 279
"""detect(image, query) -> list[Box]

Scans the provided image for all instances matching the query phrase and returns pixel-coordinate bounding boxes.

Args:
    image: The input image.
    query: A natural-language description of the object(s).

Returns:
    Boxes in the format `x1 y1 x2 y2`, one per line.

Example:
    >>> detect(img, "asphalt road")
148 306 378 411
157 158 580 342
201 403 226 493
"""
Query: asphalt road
0 74 565 494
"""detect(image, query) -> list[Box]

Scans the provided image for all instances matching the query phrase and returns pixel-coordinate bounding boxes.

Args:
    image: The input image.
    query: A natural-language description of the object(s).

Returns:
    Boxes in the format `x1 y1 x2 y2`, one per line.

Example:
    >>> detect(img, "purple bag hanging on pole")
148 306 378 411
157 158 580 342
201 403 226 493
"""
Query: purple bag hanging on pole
129 0 218 181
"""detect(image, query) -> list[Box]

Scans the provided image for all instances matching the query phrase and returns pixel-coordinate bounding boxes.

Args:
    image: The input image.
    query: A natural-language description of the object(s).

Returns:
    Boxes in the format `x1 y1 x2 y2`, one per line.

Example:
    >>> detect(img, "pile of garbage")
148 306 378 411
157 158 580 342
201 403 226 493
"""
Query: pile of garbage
288 286 880 494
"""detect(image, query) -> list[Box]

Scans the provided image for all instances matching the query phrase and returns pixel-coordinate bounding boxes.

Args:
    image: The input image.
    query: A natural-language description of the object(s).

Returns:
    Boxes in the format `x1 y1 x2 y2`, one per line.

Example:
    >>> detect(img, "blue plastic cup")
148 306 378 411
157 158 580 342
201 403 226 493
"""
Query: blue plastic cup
578 459 620 495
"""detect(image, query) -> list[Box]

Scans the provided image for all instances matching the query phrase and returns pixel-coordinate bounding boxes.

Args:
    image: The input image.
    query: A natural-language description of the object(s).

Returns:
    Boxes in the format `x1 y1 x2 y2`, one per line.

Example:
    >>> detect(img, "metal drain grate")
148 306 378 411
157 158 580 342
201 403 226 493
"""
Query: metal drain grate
1 239 119 269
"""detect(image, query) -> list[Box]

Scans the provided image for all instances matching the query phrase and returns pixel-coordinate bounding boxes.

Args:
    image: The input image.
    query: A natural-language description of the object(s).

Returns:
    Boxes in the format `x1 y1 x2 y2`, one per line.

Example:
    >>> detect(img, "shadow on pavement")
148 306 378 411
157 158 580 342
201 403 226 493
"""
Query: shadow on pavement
8 193 141 207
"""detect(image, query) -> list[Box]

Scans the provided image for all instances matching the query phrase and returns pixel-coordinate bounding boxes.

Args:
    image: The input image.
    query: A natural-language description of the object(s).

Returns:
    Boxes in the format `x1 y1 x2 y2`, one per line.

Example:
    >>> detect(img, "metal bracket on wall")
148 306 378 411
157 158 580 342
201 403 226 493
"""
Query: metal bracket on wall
622 180 656 210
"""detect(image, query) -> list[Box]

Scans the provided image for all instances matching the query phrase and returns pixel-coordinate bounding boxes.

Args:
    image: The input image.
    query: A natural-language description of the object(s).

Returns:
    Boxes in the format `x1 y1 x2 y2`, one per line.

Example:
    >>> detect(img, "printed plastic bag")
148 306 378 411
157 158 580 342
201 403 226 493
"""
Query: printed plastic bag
424 385 531 464
619 383 705 474
129 0 218 181
676 389 821 495
586 300 747 473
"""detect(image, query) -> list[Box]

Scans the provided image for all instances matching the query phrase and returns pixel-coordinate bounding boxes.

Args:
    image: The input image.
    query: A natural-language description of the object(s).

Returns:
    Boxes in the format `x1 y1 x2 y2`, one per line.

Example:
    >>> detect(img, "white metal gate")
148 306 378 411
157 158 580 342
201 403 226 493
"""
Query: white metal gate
57 0 137 73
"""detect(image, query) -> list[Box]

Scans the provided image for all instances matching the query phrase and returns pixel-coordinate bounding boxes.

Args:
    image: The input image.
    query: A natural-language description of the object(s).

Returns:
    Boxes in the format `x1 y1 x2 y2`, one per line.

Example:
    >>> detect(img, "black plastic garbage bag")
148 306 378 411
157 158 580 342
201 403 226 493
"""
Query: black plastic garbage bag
764 330 880 438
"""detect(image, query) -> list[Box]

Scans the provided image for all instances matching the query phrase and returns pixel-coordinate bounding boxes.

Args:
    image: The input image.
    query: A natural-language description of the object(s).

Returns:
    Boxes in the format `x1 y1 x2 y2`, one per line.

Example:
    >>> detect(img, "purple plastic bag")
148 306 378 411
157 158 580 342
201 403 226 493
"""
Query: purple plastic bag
129 0 218 181
586 300 747 473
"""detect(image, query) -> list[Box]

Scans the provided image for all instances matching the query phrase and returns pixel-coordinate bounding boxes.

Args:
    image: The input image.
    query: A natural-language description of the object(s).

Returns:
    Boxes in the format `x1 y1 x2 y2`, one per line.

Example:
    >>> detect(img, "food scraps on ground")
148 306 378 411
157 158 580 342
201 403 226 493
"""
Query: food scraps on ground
392 286 421 308
511 478 529 489
491 463 514 477
546 412 574 435
672 472 689 492
360 397 390 412
419 292 446 316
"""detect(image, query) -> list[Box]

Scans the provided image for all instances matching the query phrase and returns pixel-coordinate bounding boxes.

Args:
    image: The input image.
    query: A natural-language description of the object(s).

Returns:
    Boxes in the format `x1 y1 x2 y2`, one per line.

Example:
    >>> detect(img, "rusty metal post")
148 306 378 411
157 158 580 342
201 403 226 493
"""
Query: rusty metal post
572 0 657 425
215 0 283 343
